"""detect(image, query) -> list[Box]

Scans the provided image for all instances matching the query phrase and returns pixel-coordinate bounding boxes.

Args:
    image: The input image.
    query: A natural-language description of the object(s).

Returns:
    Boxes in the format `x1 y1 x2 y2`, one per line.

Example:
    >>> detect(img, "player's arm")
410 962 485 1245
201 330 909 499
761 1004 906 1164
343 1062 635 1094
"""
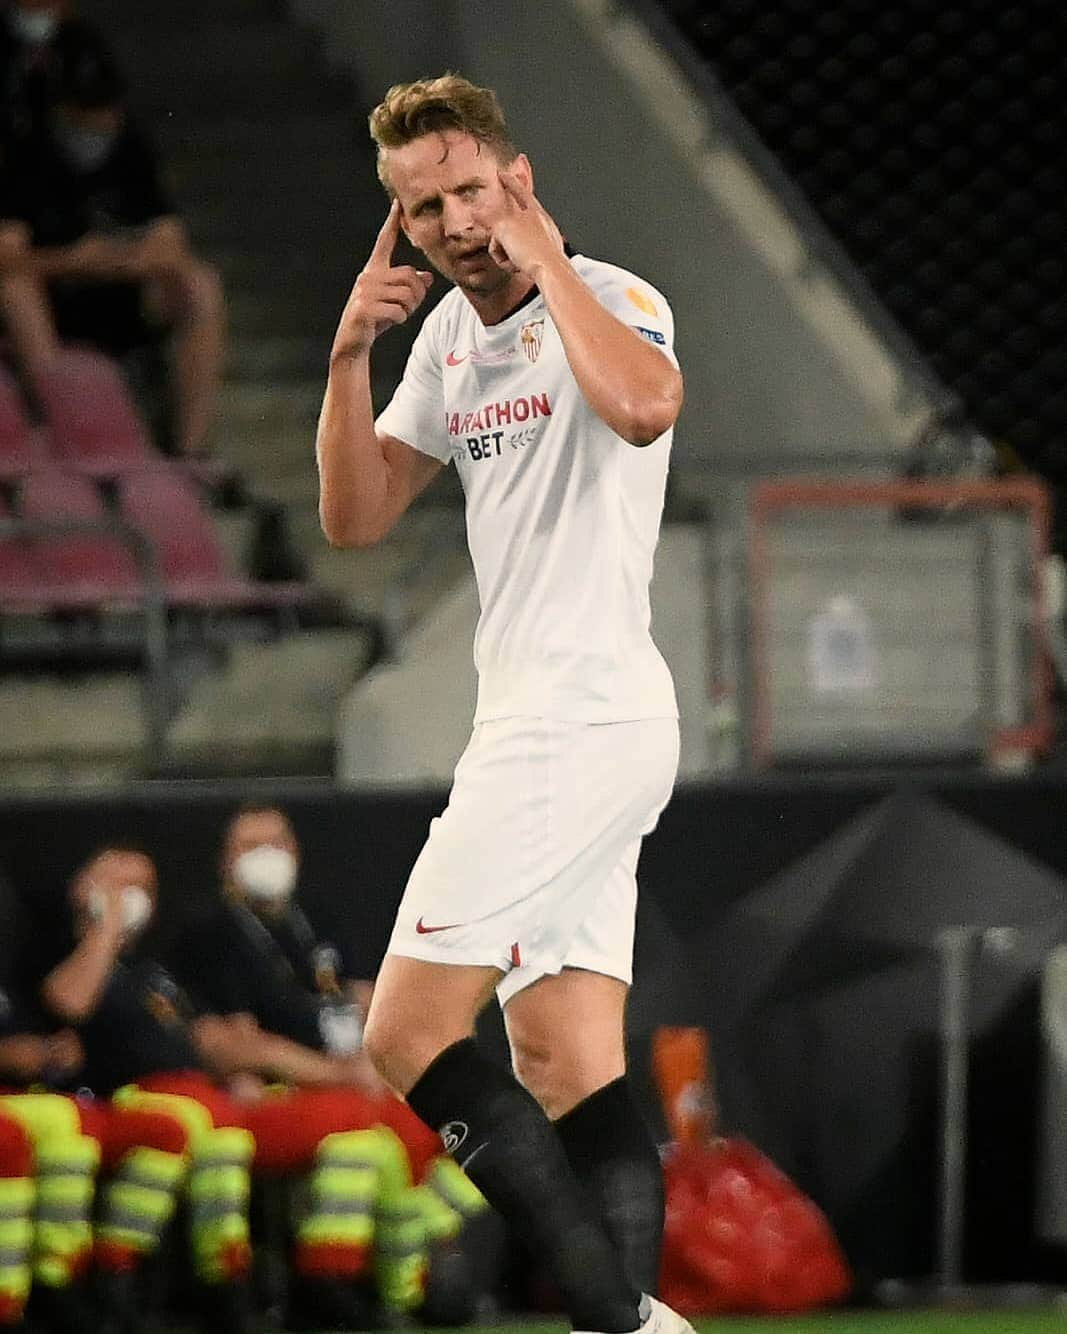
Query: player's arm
477 172 683 447
534 255 682 446
317 201 442 548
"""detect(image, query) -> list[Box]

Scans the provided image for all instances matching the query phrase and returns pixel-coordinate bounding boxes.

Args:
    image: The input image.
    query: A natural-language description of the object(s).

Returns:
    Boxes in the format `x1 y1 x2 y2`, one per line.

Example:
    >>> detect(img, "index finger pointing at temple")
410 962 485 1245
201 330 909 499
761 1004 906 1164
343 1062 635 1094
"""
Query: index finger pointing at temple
499 170 532 210
369 199 402 265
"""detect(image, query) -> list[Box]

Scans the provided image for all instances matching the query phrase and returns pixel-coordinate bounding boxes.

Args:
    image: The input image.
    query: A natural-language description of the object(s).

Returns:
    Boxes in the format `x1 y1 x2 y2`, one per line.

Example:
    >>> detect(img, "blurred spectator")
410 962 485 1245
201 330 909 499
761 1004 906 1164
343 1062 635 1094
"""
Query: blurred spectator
173 804 379 1083
2 49 224 456
1 864 189 1334
0 0 115 150
226 804 366 1007
173 808 500 1322
40 844 487 1330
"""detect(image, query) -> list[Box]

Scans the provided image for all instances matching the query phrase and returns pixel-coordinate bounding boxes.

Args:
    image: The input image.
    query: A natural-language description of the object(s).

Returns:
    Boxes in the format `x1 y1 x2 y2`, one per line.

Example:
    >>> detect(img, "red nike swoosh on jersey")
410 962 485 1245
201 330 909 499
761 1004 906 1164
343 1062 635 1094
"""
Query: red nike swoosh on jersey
445 351 469 366
415 916 462 934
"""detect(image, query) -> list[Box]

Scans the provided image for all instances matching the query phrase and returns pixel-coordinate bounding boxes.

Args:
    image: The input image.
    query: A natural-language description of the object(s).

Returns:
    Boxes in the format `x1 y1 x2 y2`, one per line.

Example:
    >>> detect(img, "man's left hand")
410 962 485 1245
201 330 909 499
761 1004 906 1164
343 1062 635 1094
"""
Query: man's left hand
475 170 565 279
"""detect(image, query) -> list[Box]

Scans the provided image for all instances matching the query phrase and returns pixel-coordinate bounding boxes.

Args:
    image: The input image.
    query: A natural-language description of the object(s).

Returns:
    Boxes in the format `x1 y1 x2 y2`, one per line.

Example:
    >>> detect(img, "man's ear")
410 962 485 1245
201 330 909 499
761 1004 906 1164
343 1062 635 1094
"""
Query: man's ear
398 206 411 243
510 153 534 191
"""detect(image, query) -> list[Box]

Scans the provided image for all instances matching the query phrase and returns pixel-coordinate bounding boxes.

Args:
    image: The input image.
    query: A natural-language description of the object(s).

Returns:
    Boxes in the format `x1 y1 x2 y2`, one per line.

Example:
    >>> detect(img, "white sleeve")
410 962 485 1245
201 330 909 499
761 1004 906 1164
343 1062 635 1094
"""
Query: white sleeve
374 316 452 464
592 270 679 370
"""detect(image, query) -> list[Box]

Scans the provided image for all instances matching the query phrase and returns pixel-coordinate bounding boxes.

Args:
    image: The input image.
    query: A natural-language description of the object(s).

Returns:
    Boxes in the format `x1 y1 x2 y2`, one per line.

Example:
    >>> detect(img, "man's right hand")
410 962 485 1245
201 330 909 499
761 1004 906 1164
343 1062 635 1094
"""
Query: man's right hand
43 1029 84 1079
0 1034 50 1082
330 200 433 364
86 879 129 941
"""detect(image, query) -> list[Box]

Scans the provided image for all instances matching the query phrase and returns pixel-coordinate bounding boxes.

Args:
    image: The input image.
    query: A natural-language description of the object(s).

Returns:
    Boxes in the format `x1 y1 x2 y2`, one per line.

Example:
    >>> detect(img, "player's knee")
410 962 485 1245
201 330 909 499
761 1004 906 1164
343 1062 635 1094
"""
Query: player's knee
360 1007 395 1081
361 1006 423 1090
510 1035 563 1112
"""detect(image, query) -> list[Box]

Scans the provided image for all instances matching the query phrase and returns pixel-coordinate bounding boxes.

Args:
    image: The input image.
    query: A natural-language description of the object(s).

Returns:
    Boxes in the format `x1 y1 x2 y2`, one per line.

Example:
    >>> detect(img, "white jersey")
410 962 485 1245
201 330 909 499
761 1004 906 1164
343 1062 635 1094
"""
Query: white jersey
376 253 679 725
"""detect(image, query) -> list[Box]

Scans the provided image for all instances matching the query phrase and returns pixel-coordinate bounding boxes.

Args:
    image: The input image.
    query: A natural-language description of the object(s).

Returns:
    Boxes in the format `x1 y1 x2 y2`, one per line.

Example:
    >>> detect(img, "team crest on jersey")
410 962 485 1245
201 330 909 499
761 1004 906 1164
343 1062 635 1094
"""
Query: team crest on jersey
520 319 544 364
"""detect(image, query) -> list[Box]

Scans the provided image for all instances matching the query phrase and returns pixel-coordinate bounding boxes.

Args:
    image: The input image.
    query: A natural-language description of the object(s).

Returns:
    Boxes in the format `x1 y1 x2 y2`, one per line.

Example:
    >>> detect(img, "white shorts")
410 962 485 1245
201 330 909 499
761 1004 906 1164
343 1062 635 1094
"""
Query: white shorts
387 715 679 1005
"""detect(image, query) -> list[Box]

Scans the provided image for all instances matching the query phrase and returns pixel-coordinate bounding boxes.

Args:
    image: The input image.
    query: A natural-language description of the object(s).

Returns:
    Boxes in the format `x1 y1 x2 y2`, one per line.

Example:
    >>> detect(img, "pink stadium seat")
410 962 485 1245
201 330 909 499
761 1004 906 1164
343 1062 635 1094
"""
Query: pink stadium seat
0 492 48 607
36 348 158 476
19 470 142 604
0 365 44 478
117 467 251 606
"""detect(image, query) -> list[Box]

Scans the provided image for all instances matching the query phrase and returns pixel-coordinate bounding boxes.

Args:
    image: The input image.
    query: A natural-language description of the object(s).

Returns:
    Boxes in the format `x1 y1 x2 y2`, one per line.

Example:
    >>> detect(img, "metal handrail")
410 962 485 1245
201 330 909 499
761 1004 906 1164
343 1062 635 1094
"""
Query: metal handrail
0 515 169 769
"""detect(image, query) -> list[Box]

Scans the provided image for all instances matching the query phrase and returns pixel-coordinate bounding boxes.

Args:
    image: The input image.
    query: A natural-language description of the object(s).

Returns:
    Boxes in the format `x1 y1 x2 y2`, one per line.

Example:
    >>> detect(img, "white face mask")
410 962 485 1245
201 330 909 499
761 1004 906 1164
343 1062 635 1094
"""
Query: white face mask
9 7 61 43
89 885 153 935
58 125 116 173
232 846 297 904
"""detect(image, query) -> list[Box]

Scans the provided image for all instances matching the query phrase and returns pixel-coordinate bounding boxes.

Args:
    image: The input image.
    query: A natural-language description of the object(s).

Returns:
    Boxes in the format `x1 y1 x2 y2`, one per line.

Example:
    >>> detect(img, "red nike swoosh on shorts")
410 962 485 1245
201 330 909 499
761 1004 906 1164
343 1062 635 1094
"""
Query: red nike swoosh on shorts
445 351 469 366
415 916 462 934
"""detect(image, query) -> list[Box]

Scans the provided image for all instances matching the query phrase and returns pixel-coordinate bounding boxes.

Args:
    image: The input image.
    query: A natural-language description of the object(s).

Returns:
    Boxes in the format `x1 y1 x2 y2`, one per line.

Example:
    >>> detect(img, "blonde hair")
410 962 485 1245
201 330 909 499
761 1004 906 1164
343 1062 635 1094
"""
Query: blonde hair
369 73 517 193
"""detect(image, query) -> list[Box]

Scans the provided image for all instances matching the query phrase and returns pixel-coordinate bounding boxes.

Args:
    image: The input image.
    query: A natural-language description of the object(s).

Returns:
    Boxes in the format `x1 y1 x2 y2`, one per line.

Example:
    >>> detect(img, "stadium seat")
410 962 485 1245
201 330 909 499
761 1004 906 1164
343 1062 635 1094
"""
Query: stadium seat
117 467 255 606
19 470 143 605
36 347 159 476
0 365 44 479
0 492 49 608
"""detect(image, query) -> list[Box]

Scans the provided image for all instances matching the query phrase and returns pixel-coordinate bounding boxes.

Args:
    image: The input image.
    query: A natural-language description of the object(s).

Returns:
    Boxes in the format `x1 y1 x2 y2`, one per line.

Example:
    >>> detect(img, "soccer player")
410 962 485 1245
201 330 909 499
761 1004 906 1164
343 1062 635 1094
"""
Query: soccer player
317 74 685 1334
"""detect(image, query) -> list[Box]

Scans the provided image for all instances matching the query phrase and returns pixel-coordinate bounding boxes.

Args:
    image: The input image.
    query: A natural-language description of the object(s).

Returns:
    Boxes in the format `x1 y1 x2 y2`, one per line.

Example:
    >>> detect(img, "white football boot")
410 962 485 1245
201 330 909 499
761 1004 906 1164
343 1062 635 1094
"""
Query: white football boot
575 1294 698 1334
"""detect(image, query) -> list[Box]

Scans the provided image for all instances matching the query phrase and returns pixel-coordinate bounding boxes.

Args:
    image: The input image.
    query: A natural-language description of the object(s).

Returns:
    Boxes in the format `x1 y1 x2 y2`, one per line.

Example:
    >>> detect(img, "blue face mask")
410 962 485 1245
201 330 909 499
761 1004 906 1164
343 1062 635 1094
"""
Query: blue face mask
58 124 117 172
9 7 61 43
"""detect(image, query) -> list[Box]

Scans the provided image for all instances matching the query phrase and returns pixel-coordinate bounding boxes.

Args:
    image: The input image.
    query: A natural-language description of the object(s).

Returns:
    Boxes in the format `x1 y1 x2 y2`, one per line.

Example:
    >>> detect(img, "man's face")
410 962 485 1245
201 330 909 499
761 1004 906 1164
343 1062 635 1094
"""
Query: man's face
387 129 531 297
71 849 158 934
222 810 298 884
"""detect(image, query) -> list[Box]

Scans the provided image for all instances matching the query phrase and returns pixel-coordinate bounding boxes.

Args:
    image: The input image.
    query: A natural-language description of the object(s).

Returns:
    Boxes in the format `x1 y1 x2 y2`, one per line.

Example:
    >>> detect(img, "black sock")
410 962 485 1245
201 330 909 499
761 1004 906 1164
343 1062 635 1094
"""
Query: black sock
407 1038 643 1332
555 1077 665 1296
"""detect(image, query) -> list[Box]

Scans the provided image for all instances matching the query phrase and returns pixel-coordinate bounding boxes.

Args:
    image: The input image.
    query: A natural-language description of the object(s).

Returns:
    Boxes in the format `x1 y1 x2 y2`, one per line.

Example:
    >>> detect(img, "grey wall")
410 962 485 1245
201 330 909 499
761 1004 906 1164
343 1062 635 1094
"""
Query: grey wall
337 526 712 785
291 0 929 472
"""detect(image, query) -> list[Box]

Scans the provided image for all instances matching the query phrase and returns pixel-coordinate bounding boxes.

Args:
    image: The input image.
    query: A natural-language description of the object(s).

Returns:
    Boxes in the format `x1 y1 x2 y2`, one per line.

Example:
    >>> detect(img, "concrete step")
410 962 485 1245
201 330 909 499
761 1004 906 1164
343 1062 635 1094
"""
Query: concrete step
219 428 313 478
170 144 365 194
226 289 340 340
290 503 468 620
255 472 322 509
215 248 357 298
0 674 147 763
94 0 281 27
133 69 352 120
111 20 322 88
218 379 324 436
177 176 366 234
165 628 376 776
156 112 365 160
0 758 138 791
211 508 259 576
183 195 365 250
227 333 327 382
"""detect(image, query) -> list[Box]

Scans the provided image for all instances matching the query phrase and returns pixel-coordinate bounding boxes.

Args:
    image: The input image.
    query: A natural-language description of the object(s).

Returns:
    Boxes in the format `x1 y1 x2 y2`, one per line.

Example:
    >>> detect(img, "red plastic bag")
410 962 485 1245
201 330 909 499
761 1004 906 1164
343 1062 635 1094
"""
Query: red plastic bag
659 1139 852 1315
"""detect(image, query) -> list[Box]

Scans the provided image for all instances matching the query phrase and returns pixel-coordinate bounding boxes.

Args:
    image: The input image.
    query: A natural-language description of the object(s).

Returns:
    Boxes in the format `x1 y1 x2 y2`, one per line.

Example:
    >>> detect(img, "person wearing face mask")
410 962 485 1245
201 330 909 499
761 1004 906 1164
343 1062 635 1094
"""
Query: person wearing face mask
1 49 225 457
181 804 470 1182
206 805 374 1061
0 0 116 150
42 843 485 1331
0 859 191 1334
169 805 496 1324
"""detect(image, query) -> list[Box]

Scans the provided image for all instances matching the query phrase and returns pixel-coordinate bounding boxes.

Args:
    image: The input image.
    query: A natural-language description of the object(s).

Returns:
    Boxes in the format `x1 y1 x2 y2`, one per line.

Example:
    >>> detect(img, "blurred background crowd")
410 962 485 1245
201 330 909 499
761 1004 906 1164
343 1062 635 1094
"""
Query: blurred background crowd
1 0 1066 1330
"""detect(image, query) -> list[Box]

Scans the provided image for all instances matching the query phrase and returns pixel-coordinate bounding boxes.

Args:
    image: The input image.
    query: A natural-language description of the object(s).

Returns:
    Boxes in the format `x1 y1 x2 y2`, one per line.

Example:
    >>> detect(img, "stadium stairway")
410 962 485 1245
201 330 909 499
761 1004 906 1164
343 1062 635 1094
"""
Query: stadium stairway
96 0 413 510
0 0 470 786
